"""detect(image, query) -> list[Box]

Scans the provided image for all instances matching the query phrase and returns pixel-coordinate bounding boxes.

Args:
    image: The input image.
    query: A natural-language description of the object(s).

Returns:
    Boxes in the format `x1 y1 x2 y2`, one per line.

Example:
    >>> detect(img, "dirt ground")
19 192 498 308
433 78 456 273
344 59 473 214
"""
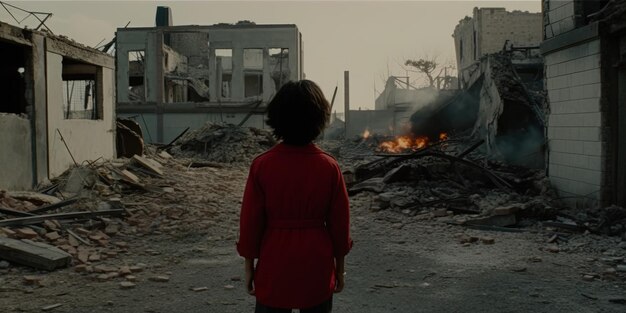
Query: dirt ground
2 163 626 313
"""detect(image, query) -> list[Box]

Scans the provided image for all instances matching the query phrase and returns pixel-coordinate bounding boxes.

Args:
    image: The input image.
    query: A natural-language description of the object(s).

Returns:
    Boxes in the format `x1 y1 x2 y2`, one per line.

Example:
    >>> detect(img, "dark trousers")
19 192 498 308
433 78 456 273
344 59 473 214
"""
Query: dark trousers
255 297 333 313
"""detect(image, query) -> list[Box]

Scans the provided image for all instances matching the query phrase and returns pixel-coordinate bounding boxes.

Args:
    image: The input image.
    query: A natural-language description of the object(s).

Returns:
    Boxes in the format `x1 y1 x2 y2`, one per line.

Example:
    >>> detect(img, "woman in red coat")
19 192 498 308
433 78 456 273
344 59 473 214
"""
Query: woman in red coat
237 80 353 312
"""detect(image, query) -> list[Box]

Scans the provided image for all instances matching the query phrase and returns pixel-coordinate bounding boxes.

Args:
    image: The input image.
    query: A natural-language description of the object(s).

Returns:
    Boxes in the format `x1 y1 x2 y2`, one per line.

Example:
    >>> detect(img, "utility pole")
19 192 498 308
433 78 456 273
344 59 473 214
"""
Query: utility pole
344 71 349 138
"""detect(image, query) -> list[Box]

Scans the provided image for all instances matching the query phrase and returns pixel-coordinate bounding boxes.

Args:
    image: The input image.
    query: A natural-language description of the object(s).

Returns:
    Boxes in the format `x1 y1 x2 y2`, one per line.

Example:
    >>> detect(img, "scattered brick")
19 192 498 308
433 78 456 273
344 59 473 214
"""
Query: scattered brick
192 287 208 292
23 275 43 285
119 266 132 275
120 281 136 289
149 275 170 282
15 228 38 239
44 232 61 241
480 237 495 245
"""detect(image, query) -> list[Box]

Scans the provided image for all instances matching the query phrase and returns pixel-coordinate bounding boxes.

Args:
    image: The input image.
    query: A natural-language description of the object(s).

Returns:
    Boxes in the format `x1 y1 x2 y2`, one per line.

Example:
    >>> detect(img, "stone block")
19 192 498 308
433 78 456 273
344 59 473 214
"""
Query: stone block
493 204 522 216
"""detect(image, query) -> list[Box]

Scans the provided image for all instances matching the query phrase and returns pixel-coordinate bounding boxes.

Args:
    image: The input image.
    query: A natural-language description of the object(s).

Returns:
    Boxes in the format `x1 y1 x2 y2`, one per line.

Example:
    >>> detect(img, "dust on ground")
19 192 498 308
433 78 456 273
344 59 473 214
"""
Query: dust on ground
1 141 626 313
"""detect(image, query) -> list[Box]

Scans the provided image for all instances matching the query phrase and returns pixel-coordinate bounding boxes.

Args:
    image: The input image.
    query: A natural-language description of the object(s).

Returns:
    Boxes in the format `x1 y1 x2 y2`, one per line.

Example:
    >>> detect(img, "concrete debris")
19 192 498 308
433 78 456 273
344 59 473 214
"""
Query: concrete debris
119 281 136 289
4 191 60 207
149 275 170 282
0 238 71 270
338 136 559 229
0 147 209 271
41 303 63 311
169 122 276 163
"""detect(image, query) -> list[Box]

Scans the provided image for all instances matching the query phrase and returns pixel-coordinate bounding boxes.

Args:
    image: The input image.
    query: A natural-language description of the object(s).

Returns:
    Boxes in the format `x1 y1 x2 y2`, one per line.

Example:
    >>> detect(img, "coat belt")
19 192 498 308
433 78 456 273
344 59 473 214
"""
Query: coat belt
267 219 326 229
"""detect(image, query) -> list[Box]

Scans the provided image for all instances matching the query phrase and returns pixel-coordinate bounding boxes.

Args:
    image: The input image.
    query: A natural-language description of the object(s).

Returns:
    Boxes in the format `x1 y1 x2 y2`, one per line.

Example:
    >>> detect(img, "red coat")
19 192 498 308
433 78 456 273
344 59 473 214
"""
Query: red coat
237 143 353 309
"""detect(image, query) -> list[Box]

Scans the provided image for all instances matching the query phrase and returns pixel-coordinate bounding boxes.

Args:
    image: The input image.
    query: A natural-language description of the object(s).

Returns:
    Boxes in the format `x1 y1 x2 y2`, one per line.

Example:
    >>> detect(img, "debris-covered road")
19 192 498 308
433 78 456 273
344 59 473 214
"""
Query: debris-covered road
2 146 626 312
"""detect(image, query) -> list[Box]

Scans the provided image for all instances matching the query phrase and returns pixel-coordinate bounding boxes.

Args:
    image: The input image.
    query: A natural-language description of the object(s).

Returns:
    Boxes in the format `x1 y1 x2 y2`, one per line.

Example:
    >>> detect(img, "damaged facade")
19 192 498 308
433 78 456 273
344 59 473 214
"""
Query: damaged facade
453 7 543 88
0 21 116 191
431 7 546 168
541 0 626 209
368 77 457 137
115 7 303 144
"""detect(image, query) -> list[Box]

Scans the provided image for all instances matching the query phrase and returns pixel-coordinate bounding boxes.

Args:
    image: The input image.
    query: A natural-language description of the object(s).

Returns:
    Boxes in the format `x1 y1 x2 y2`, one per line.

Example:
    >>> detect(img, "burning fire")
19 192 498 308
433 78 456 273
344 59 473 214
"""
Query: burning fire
378 132 449 153
379 135 429 153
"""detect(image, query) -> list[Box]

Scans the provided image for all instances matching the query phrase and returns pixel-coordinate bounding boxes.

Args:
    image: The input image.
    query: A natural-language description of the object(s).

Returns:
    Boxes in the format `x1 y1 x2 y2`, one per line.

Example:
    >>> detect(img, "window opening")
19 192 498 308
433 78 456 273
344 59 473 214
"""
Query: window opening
62 58 101 120
216 49 233 98
269 48 289 90
244 49 263 97
0 41 28 114
128 50 145 101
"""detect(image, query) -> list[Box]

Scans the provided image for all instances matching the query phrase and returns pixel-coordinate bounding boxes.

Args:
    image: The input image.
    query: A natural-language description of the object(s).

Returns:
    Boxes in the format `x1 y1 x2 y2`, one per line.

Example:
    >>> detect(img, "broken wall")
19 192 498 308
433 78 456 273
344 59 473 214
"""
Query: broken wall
0 114 33 190
116 26 300 104
116 24 302 143
471 54 544 168
453 7 542 79
46 52 116 177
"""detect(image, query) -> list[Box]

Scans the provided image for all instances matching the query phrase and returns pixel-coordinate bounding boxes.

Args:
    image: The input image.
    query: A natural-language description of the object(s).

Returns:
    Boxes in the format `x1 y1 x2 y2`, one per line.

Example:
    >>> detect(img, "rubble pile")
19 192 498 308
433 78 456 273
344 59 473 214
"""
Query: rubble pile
336 133 626 243
0 147 243 275
169 122 276 163
343 137 561 229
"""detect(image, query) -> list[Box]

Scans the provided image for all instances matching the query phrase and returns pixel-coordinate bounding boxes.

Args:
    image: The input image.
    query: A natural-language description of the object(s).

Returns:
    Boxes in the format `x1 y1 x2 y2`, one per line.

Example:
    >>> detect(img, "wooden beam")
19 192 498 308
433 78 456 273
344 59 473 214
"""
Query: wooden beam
0 207 35 217
132 155 164 176
28 198 80 214
0 209 125 227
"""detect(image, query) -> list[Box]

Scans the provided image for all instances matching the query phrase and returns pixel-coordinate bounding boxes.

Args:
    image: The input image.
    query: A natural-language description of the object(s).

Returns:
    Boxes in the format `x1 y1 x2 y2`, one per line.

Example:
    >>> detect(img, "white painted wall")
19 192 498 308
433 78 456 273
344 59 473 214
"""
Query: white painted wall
46 52 116 178
0 113 33 190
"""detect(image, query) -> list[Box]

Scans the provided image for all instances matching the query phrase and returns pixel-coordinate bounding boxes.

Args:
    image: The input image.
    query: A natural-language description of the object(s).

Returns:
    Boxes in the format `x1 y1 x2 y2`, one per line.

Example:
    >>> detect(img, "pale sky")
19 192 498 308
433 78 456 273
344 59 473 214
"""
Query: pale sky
1 0 541 112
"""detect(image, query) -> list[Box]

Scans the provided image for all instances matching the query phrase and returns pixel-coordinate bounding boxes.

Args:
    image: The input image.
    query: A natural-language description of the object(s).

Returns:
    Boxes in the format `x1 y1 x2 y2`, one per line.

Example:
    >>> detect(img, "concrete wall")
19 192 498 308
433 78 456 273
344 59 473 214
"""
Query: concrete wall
453 8 542 73
116 26 301 104
46 52 116 177
116 25 300 143
116 30 153 103
478 9 543 54
0 113 33 190
544 0 577 39
544 38 604 207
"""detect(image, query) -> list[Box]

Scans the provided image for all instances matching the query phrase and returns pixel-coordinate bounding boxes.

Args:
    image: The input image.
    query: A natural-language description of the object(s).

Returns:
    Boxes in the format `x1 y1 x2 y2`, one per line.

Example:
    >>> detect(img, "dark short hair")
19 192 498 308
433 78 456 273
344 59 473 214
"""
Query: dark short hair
266 80 330 145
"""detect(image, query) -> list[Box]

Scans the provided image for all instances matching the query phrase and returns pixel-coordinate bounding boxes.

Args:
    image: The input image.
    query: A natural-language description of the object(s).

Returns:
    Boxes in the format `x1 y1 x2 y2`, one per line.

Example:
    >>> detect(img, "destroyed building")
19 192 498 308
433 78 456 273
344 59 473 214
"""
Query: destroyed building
541 0 626 209
0 21 116 191
115 7 303 144
453 7 543 88
363 76 457 138
389 7 546 168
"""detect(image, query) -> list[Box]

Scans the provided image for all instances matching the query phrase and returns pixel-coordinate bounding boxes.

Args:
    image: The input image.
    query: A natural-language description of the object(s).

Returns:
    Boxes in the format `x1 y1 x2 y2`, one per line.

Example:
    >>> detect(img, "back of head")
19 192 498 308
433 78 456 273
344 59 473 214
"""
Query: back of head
266 80 331 145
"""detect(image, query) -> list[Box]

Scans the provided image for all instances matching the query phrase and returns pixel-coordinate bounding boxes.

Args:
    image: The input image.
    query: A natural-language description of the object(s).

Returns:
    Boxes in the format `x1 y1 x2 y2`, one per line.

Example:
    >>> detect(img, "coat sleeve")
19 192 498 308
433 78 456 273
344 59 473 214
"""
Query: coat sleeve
236 162 266 259
327 163 353 257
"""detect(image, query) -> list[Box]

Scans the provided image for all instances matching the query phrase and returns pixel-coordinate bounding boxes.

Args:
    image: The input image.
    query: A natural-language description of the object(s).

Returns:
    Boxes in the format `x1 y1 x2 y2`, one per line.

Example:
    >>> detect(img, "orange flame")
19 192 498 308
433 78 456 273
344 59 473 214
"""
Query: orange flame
439 132 448 141
379 135 429 153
